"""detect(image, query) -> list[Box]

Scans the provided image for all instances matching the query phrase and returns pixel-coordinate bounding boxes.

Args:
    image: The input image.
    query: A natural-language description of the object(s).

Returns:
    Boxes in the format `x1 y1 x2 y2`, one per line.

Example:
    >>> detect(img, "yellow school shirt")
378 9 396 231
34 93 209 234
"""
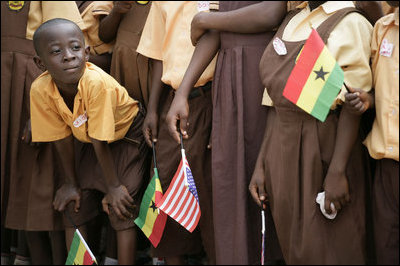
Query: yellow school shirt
30 62 139 143
364 9 399 161
80 1 114 55
262 1 373 107
136 1 216 90
26 1 87 40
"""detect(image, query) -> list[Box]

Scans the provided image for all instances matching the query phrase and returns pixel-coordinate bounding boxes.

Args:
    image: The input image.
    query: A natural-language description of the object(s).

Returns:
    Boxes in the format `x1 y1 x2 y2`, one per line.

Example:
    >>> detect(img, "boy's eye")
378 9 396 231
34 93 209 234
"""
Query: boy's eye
51 49 61 54
72 45 81 50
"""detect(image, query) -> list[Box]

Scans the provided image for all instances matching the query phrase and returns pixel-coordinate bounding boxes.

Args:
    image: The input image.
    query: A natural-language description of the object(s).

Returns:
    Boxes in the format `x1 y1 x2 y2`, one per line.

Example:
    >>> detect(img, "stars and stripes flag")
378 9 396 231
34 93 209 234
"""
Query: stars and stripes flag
156 149 201 232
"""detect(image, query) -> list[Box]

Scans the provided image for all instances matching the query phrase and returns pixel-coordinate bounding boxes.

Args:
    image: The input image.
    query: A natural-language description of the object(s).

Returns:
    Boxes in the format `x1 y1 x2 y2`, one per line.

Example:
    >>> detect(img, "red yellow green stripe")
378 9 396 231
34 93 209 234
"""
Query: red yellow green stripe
65 229 97 265
283 29 344 122
134 168 167 247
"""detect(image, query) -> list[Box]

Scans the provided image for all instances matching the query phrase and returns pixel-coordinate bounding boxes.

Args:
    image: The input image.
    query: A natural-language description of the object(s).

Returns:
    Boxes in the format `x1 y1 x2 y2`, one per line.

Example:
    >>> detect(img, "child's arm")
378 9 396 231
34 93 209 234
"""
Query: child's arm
98 1 135 43
191 1 287 45
249 125 269 210
166 30 220 144
142 59 164 147
323 104 361 214
90 138 135 220
344 85 375 115
52 135 81 213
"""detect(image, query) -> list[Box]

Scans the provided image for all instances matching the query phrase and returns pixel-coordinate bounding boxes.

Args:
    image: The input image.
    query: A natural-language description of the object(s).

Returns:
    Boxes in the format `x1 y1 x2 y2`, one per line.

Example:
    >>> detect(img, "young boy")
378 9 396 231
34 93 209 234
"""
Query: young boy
30 18 149 265
137 2 216 264
345 2 399 264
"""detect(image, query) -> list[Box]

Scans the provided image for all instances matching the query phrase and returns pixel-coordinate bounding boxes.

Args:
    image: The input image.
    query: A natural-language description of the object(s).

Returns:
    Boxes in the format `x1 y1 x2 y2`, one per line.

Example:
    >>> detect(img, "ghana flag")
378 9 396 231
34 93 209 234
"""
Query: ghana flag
134 168 167 247
283 28 344 122
65 229 97 265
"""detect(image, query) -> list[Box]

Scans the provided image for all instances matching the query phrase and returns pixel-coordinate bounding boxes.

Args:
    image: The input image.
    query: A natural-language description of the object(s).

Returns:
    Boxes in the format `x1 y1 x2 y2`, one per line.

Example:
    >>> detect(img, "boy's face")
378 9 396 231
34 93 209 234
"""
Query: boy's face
35 23 89 89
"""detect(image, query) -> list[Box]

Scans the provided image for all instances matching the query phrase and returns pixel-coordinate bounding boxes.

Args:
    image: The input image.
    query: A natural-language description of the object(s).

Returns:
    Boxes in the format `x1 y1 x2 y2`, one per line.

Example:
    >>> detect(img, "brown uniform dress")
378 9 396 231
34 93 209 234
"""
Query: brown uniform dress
211 1 283 265
258 8 372 264
110 1 152 108
1 1 64 231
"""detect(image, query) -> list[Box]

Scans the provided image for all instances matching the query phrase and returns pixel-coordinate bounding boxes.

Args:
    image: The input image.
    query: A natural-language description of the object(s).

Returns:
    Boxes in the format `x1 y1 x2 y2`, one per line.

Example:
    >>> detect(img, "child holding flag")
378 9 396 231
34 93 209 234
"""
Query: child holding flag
137 2 216 264
30 18 149 265
249 1 373 264
345 2 399 264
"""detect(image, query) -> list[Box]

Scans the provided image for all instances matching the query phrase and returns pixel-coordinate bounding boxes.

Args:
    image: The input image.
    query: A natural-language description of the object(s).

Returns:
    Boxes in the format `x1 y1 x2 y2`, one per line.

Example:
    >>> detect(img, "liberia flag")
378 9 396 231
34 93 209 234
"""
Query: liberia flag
134 168 167 247
156 149 201 232
283 28 344 122
65 229 97 265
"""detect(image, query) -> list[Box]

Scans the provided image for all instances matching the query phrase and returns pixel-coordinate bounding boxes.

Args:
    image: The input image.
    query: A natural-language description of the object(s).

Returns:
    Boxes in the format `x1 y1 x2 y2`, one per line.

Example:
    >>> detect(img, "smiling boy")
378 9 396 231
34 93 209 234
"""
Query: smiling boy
30 18 149 264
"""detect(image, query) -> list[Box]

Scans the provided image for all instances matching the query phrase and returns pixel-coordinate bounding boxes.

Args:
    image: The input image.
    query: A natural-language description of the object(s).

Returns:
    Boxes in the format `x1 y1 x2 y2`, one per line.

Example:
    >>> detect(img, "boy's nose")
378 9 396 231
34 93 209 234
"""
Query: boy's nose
63 50 76 62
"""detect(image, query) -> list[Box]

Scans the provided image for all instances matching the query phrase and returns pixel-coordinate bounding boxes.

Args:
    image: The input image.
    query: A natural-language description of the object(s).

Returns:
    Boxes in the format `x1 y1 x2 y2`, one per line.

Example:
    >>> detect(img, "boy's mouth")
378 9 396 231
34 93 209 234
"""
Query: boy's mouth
64 66 79 72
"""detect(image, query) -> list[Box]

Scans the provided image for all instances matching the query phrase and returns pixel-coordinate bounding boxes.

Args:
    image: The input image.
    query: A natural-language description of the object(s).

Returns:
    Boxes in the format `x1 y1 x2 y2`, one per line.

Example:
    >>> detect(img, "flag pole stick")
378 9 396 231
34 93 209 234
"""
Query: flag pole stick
64 209 78 230
152 141 157 169
261 208 266 265
179 131 184 150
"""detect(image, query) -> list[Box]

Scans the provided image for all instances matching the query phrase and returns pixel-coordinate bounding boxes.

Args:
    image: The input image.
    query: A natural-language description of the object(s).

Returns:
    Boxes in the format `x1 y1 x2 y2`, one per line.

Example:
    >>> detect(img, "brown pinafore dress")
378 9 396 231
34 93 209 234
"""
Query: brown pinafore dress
110 1 152 108
211 1 283 265
2 1 64 230
258 8 371 264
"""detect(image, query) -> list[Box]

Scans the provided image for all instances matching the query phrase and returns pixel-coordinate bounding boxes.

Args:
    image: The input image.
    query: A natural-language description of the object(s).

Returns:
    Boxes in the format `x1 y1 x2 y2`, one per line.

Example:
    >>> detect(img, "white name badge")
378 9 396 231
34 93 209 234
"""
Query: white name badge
273 37 287 55
197 1 209 12
73 112 87 128
380 38 394 57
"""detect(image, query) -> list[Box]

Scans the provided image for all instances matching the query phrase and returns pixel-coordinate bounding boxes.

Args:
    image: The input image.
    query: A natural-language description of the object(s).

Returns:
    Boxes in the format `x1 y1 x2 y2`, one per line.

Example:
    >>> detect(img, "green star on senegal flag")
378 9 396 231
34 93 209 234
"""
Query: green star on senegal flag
283 28 344 122
134 168 167 247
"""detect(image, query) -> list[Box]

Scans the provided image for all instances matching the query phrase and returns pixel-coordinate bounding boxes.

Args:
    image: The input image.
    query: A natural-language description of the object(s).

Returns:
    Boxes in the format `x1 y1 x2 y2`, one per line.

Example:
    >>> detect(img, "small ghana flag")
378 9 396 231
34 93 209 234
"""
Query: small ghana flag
134 168 167 247
283 28 344 122
65 229 97 265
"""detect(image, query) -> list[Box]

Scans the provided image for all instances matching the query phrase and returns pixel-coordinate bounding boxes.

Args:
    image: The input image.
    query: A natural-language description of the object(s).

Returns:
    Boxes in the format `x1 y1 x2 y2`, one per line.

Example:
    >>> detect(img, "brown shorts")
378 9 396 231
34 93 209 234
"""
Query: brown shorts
65 105 150 231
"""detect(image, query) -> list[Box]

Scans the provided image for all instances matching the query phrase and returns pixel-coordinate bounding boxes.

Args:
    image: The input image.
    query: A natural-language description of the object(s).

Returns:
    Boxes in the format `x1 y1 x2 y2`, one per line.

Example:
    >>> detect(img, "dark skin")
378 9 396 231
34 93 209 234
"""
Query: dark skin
166 1 287 145
33 22 136 264
98 1 135 43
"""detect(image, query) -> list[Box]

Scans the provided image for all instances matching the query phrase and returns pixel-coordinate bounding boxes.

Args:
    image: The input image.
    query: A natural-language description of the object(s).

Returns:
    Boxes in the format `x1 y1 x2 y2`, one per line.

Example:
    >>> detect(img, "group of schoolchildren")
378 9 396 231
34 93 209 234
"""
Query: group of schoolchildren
1 1 398 265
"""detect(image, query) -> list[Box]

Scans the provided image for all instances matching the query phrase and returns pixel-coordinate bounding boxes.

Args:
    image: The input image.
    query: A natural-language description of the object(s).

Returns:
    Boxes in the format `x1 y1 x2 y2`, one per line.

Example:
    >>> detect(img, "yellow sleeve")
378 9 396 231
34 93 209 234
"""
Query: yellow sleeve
136 2 165 60
30 85 72 142
86 80 116 141
327 13 373 106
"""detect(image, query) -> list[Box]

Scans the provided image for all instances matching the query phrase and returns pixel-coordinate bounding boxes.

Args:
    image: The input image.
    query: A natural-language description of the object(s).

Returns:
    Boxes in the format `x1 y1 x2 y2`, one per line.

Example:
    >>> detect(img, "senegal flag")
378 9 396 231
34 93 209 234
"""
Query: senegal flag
65 229 97 265
283 28 344 122
134 168 167 247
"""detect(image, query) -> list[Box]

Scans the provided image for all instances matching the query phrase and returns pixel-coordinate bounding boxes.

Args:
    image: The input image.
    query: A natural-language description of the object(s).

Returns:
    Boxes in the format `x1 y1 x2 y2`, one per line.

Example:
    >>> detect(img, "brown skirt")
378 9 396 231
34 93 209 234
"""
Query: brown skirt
150 85 215 262
262 107 372 264
68 106 151 231
373 158 399 265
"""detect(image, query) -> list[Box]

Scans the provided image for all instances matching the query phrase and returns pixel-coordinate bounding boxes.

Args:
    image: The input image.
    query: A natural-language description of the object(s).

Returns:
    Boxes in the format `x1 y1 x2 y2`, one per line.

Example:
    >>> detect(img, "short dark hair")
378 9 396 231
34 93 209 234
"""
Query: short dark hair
33 18 84 56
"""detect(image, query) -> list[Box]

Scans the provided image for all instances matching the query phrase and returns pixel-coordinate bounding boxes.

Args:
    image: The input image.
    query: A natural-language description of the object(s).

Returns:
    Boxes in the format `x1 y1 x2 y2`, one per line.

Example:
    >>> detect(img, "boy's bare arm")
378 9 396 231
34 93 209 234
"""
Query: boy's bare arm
98 1 135 43
90 138 135 220
53 135 81 213
191 1 287 45
142 59 164 146
323 104 361 214
166 30 220 143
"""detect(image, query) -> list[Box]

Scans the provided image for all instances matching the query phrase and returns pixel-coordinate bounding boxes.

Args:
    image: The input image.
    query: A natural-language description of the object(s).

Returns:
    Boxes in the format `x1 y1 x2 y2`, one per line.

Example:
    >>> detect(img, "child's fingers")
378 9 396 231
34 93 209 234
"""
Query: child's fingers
101 199 110 215
249 185 262 208
180 117 189 139
74 198 80 213
324 198 332 214
345 92 358 101
166 115 181 144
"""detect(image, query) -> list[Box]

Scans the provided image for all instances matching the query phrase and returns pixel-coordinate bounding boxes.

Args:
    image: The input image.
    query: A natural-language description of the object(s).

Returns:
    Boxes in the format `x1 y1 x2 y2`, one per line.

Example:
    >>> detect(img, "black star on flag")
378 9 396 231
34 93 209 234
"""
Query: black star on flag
314 66 329 81
150 200 157 212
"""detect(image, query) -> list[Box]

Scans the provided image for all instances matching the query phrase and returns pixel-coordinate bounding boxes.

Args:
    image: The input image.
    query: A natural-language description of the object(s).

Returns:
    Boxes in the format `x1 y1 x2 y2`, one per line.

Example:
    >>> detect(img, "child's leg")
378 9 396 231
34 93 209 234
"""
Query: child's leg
49 230 67 264
104 222 118 264
25 231 51 264
14 230 31 265
116 227 137 264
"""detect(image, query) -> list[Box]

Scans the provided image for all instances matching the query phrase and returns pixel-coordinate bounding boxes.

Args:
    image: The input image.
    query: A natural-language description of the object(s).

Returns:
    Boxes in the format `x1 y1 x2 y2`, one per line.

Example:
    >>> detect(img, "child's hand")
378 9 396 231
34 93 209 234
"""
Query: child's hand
112 1 134 14
191 12 208 46
102 184 135 220
344 85 373 115
249 163 268 210
53 183 81 213
166 94 189 144
142 111 158 147
323 171 350 215
21 118 39 147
